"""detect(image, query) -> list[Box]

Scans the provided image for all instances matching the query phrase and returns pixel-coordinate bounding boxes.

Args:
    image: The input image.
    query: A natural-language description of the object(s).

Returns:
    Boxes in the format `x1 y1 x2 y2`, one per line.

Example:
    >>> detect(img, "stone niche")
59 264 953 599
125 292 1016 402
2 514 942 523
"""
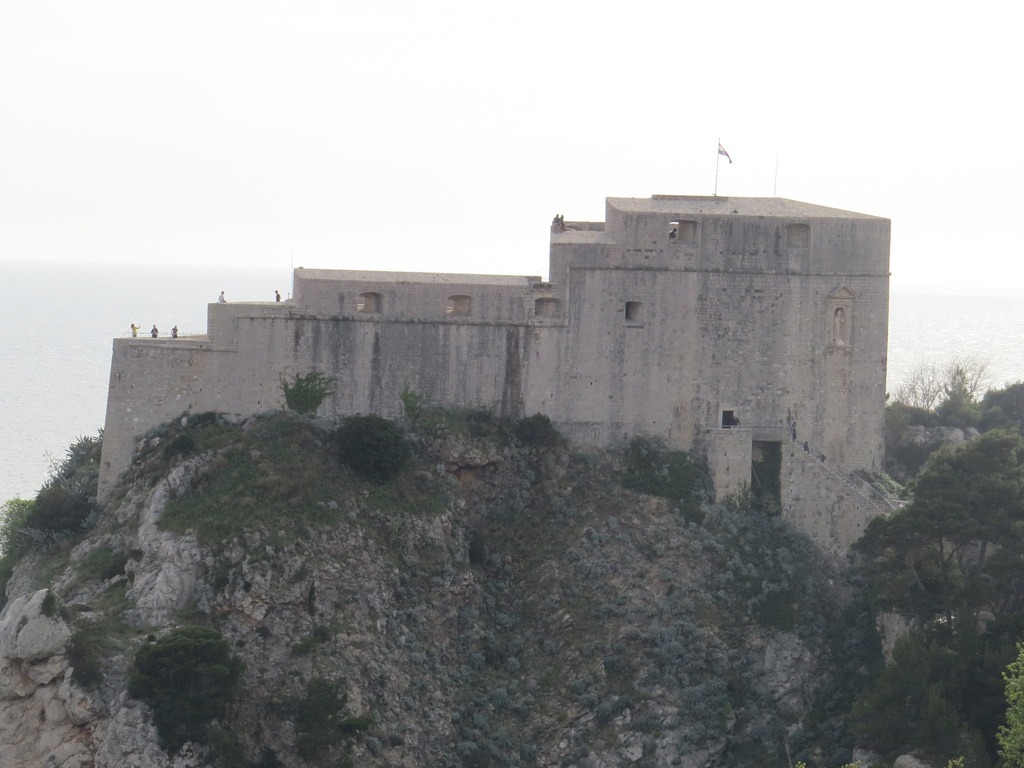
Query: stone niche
827 286 854 347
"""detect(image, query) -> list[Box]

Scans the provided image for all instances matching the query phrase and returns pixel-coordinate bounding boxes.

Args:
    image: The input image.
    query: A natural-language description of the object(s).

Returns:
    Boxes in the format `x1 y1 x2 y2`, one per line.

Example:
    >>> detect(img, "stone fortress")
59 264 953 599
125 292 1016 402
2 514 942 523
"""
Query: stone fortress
98 194 892 557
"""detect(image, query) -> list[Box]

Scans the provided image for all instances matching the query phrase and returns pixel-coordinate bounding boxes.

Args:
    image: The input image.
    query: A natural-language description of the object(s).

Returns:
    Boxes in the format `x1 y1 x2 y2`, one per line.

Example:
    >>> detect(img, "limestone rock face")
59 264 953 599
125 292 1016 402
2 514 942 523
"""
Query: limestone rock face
0 589 73 697
0 590 94 767
124 460 207 628
761 632 818 716
0 420 870 768
894 754 934 768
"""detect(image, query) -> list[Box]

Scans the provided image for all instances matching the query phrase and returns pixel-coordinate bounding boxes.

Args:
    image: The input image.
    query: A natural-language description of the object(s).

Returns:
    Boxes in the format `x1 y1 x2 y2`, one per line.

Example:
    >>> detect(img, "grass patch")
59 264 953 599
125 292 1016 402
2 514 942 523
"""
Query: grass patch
76 547 129 583
158 413 447 547
160 417 350 544
68 582 138 688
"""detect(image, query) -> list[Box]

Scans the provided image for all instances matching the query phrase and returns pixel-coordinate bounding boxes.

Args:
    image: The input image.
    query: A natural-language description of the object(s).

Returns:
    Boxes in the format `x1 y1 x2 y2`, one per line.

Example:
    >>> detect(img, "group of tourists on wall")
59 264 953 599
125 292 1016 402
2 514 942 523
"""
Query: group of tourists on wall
129 289 284 340
130 323 177 339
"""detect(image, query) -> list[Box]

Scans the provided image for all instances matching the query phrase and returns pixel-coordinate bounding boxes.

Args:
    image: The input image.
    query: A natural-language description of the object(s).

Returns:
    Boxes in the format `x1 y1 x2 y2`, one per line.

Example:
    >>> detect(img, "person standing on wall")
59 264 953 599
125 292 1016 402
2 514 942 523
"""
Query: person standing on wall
218 291 226 303
275 290 281 302
150 325 158 338
171 326 178 338
130 323 139 337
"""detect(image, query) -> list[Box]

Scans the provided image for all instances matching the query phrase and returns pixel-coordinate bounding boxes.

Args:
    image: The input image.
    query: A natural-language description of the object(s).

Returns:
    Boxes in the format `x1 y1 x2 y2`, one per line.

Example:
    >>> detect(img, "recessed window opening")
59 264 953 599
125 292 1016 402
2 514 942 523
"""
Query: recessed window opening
447 295 472 316
787 223 810 248
358 292 382 313
534 297 560 317
669 220 697 243
721 410 740 428
625 301 643 322
751 441 782 506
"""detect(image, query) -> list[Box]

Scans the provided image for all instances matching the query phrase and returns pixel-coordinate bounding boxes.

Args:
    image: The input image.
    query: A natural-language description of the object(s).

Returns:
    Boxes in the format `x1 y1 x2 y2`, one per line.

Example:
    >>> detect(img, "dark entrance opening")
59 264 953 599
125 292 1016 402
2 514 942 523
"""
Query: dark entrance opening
721 410 735 428
751 441 782 513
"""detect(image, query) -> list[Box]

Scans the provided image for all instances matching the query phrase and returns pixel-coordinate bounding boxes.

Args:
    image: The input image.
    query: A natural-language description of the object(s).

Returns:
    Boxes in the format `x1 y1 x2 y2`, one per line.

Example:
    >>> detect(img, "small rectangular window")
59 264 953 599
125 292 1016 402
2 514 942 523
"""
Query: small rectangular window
669 220 697 244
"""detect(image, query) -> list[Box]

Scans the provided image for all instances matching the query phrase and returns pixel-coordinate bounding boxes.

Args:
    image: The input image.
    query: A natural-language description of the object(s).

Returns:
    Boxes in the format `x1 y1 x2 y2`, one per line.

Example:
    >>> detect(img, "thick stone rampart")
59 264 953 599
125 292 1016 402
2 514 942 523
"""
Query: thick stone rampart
98 193 891 554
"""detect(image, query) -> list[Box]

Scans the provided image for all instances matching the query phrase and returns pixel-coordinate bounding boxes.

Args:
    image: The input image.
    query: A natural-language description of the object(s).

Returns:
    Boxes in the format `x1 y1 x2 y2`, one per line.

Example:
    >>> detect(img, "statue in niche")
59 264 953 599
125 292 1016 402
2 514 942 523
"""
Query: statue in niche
832 306 847 345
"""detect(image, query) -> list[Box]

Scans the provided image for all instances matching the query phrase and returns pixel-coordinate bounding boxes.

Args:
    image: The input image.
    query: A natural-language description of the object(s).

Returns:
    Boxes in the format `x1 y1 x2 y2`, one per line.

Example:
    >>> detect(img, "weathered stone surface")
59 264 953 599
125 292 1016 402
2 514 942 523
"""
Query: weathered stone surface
97 196 891 571
894 754 934 768
0 589 73 700
761 632 817 715
1 425 896 768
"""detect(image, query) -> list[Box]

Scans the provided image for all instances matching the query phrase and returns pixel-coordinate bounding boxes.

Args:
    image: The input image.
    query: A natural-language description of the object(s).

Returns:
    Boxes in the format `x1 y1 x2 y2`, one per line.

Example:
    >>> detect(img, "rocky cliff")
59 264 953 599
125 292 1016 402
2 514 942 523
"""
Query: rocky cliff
0 412 871 768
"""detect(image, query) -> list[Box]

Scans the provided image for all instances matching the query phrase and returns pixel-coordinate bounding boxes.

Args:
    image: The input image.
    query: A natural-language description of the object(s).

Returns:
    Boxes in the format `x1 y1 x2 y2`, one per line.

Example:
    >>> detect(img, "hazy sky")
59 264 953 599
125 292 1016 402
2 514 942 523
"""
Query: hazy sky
2 1 1021 294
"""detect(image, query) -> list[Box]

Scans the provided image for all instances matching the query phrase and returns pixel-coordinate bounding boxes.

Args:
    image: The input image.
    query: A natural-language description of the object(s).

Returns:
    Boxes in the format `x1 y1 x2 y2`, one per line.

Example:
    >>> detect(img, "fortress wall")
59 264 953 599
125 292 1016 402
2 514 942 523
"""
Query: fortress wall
781 440 886 557
293 270 538 322
707 428 754 500
98 194 891 557
540 264 813 453
98 339 213 501
523 325 566 414
817 218 891 273
695 217 787 272
537 226 886 471
98 310 531 502
205 313 530 421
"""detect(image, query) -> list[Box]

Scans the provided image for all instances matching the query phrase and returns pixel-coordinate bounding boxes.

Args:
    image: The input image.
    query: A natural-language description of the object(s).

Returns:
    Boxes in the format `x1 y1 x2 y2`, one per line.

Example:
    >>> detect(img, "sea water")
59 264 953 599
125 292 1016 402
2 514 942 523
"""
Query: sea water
2 262 1022 504
0 261 288 503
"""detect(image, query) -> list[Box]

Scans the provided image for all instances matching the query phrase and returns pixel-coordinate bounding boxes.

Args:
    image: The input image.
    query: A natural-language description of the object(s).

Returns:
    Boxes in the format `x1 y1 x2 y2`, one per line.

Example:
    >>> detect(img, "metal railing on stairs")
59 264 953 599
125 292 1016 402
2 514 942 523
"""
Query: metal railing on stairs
743 424 900 513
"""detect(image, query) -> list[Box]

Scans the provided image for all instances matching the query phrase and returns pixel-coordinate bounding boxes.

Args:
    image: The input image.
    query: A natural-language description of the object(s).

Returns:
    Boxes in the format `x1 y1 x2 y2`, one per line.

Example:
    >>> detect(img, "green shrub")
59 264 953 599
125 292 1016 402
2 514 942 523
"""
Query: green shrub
26 484 94 537
40 590 57 617
0 497 33 607
68 627 106 688
24 433 103 539
515 413 562 447
184 411 221 430
281 371 335 417
335 415 411 483
619 437 700 515
295 677 372 760
79 547 128 582
129 626 245 752
163 433 195 458
468 529 489 565
205 726 246 768
400 385 426 423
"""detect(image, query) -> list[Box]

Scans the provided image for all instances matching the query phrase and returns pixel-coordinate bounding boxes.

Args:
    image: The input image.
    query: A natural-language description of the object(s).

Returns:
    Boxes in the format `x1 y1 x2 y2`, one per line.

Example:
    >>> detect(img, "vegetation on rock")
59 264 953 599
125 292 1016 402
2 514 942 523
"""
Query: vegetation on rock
6 368 1024 766
857 368 1024 767
129 625 245 751
280 370 335 417
1000 641 1024 767
294 677 372 760
23 433 102 540
334 413 413 482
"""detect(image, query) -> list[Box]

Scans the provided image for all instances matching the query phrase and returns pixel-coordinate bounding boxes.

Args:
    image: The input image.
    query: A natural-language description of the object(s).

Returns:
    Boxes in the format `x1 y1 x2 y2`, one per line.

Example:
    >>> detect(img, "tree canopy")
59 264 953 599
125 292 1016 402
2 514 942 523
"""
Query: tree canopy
856 429 1024 630
999 642 1024 767
851 429 1024 765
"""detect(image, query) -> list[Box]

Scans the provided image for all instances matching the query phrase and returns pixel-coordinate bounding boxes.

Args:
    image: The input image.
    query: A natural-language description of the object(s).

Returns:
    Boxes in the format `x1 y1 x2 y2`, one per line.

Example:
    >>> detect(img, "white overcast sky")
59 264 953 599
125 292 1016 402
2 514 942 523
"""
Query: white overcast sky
1 0 1021 294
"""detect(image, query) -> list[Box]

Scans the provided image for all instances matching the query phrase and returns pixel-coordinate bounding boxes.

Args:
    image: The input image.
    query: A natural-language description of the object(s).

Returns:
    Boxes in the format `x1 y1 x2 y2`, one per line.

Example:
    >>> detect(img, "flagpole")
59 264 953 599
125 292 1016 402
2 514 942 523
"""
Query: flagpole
773 154 779 197
714 137 721 196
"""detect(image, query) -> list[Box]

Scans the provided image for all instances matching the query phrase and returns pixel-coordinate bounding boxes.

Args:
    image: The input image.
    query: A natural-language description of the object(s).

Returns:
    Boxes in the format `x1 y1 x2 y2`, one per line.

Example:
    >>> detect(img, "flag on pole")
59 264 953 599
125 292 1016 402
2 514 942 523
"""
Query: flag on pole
718 143 733 164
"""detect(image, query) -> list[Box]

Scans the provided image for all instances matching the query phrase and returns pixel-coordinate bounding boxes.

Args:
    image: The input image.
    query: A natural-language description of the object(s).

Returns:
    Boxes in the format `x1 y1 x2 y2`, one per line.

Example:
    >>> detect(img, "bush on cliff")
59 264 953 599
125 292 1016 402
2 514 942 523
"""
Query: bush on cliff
295 677 372 760
619 437 701 517
514 413 562 448
22 433 102 541
851 429 1024 766
0 497 33 606
334 415 411 483
281 370 335 417
129 625 245 752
